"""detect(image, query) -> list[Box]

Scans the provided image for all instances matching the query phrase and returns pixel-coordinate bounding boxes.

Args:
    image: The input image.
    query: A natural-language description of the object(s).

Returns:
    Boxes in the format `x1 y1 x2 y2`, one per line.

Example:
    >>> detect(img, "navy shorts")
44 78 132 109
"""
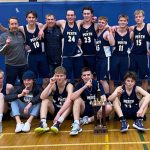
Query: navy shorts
62 56 83 83
121 105 139 119
130 54 149 79
96 57 109 80
83 56 96 74
28 53 49 78
82 104 94 117
110 55 129 81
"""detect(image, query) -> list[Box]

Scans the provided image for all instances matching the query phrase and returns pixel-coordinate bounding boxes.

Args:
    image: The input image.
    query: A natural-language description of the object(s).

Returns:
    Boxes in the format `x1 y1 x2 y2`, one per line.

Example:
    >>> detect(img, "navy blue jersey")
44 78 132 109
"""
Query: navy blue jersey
120 85 139 109
96 30 110 59
24 25 43 54
53 82 69 108
1 84 6 95
80 23 97 55
113 30 131 56
62 22 80 57
132 24 149 54
74 80 105 105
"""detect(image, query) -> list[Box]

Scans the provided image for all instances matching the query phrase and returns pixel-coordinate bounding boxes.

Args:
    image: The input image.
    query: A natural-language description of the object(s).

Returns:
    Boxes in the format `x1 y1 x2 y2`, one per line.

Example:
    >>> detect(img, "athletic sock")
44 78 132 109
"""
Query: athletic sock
0 113 3 122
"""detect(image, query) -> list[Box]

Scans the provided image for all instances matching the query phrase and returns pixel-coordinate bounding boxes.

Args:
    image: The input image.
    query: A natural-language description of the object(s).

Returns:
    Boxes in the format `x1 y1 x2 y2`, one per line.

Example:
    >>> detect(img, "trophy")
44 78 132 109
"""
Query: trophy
92 81 108 134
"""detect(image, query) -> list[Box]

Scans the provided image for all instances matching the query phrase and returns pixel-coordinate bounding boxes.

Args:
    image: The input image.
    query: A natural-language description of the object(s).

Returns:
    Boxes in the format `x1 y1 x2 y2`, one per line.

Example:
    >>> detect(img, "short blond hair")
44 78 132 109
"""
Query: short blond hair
98 16 108 24
54 66 66 75
134 10 144 16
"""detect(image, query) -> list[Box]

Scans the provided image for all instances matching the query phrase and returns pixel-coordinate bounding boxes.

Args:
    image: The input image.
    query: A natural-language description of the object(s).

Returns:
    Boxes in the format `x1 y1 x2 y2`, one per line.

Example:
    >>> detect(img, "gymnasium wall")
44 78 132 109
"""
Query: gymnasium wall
0 0 150 71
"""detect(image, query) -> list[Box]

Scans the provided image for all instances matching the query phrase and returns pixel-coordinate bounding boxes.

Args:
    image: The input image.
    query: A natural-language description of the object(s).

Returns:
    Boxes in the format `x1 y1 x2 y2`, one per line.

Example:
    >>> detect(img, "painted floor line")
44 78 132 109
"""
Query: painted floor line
105 134 109 150
1 141 150 149
2 128 150 135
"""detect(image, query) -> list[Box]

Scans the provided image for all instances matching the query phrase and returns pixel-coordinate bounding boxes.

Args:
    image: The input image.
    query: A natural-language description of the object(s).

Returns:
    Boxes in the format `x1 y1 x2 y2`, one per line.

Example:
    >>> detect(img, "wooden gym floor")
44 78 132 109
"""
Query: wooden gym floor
0 112 150 150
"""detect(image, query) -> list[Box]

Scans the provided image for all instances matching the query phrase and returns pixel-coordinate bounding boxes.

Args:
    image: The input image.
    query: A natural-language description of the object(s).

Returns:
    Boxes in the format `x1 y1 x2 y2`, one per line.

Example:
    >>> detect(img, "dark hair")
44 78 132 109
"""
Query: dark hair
123 71 137 82
26 10 37 18
118 14 129 21
81 67 92 74
8 17 19 24
82 6 94 14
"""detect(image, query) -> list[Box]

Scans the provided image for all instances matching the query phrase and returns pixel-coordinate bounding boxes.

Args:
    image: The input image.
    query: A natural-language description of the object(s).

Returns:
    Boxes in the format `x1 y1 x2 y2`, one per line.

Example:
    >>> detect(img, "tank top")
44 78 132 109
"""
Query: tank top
96 29 110 59
53 82 69 108
80 23 97 55
62 22 80 57
120 85 139 109
132 24 149 54
113 30 131 56
24 25 43 54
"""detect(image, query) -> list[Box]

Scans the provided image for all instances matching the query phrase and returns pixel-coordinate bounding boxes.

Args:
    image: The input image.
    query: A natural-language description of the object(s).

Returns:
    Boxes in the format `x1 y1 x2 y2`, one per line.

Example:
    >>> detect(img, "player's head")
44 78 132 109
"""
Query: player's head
123 71 137 88
22 70 36 89
118 14 129 28
82 6 94 22
66 9 76 23
26 10 38 25
54 66 67 83
97 16 108 30
134 10 145 24
81 67 93 83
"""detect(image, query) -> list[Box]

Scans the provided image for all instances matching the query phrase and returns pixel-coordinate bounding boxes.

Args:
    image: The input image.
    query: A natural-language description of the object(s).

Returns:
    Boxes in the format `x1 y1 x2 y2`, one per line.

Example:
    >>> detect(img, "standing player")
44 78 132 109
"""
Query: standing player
57 10 83 83
108 71 150 132
80 6 97 74
130 10 150 91
95 16 115 96
20 11 49 88
109 14 132 93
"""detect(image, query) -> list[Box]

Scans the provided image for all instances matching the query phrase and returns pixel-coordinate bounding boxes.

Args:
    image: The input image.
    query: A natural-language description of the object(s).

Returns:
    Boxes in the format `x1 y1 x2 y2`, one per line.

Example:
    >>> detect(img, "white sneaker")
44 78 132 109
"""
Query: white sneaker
22 122 31 132
15 123 24 133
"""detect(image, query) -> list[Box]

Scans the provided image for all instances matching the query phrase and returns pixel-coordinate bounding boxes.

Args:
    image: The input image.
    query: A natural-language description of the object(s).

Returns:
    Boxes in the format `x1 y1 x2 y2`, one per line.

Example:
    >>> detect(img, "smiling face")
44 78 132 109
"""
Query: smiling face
82 9 93 23
23 79 34 89
46 14 56 28
98 19 107 30
81 70 93 83
26 13 37 25
9 18 19 32
66 10 76 24
118 17 128 28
